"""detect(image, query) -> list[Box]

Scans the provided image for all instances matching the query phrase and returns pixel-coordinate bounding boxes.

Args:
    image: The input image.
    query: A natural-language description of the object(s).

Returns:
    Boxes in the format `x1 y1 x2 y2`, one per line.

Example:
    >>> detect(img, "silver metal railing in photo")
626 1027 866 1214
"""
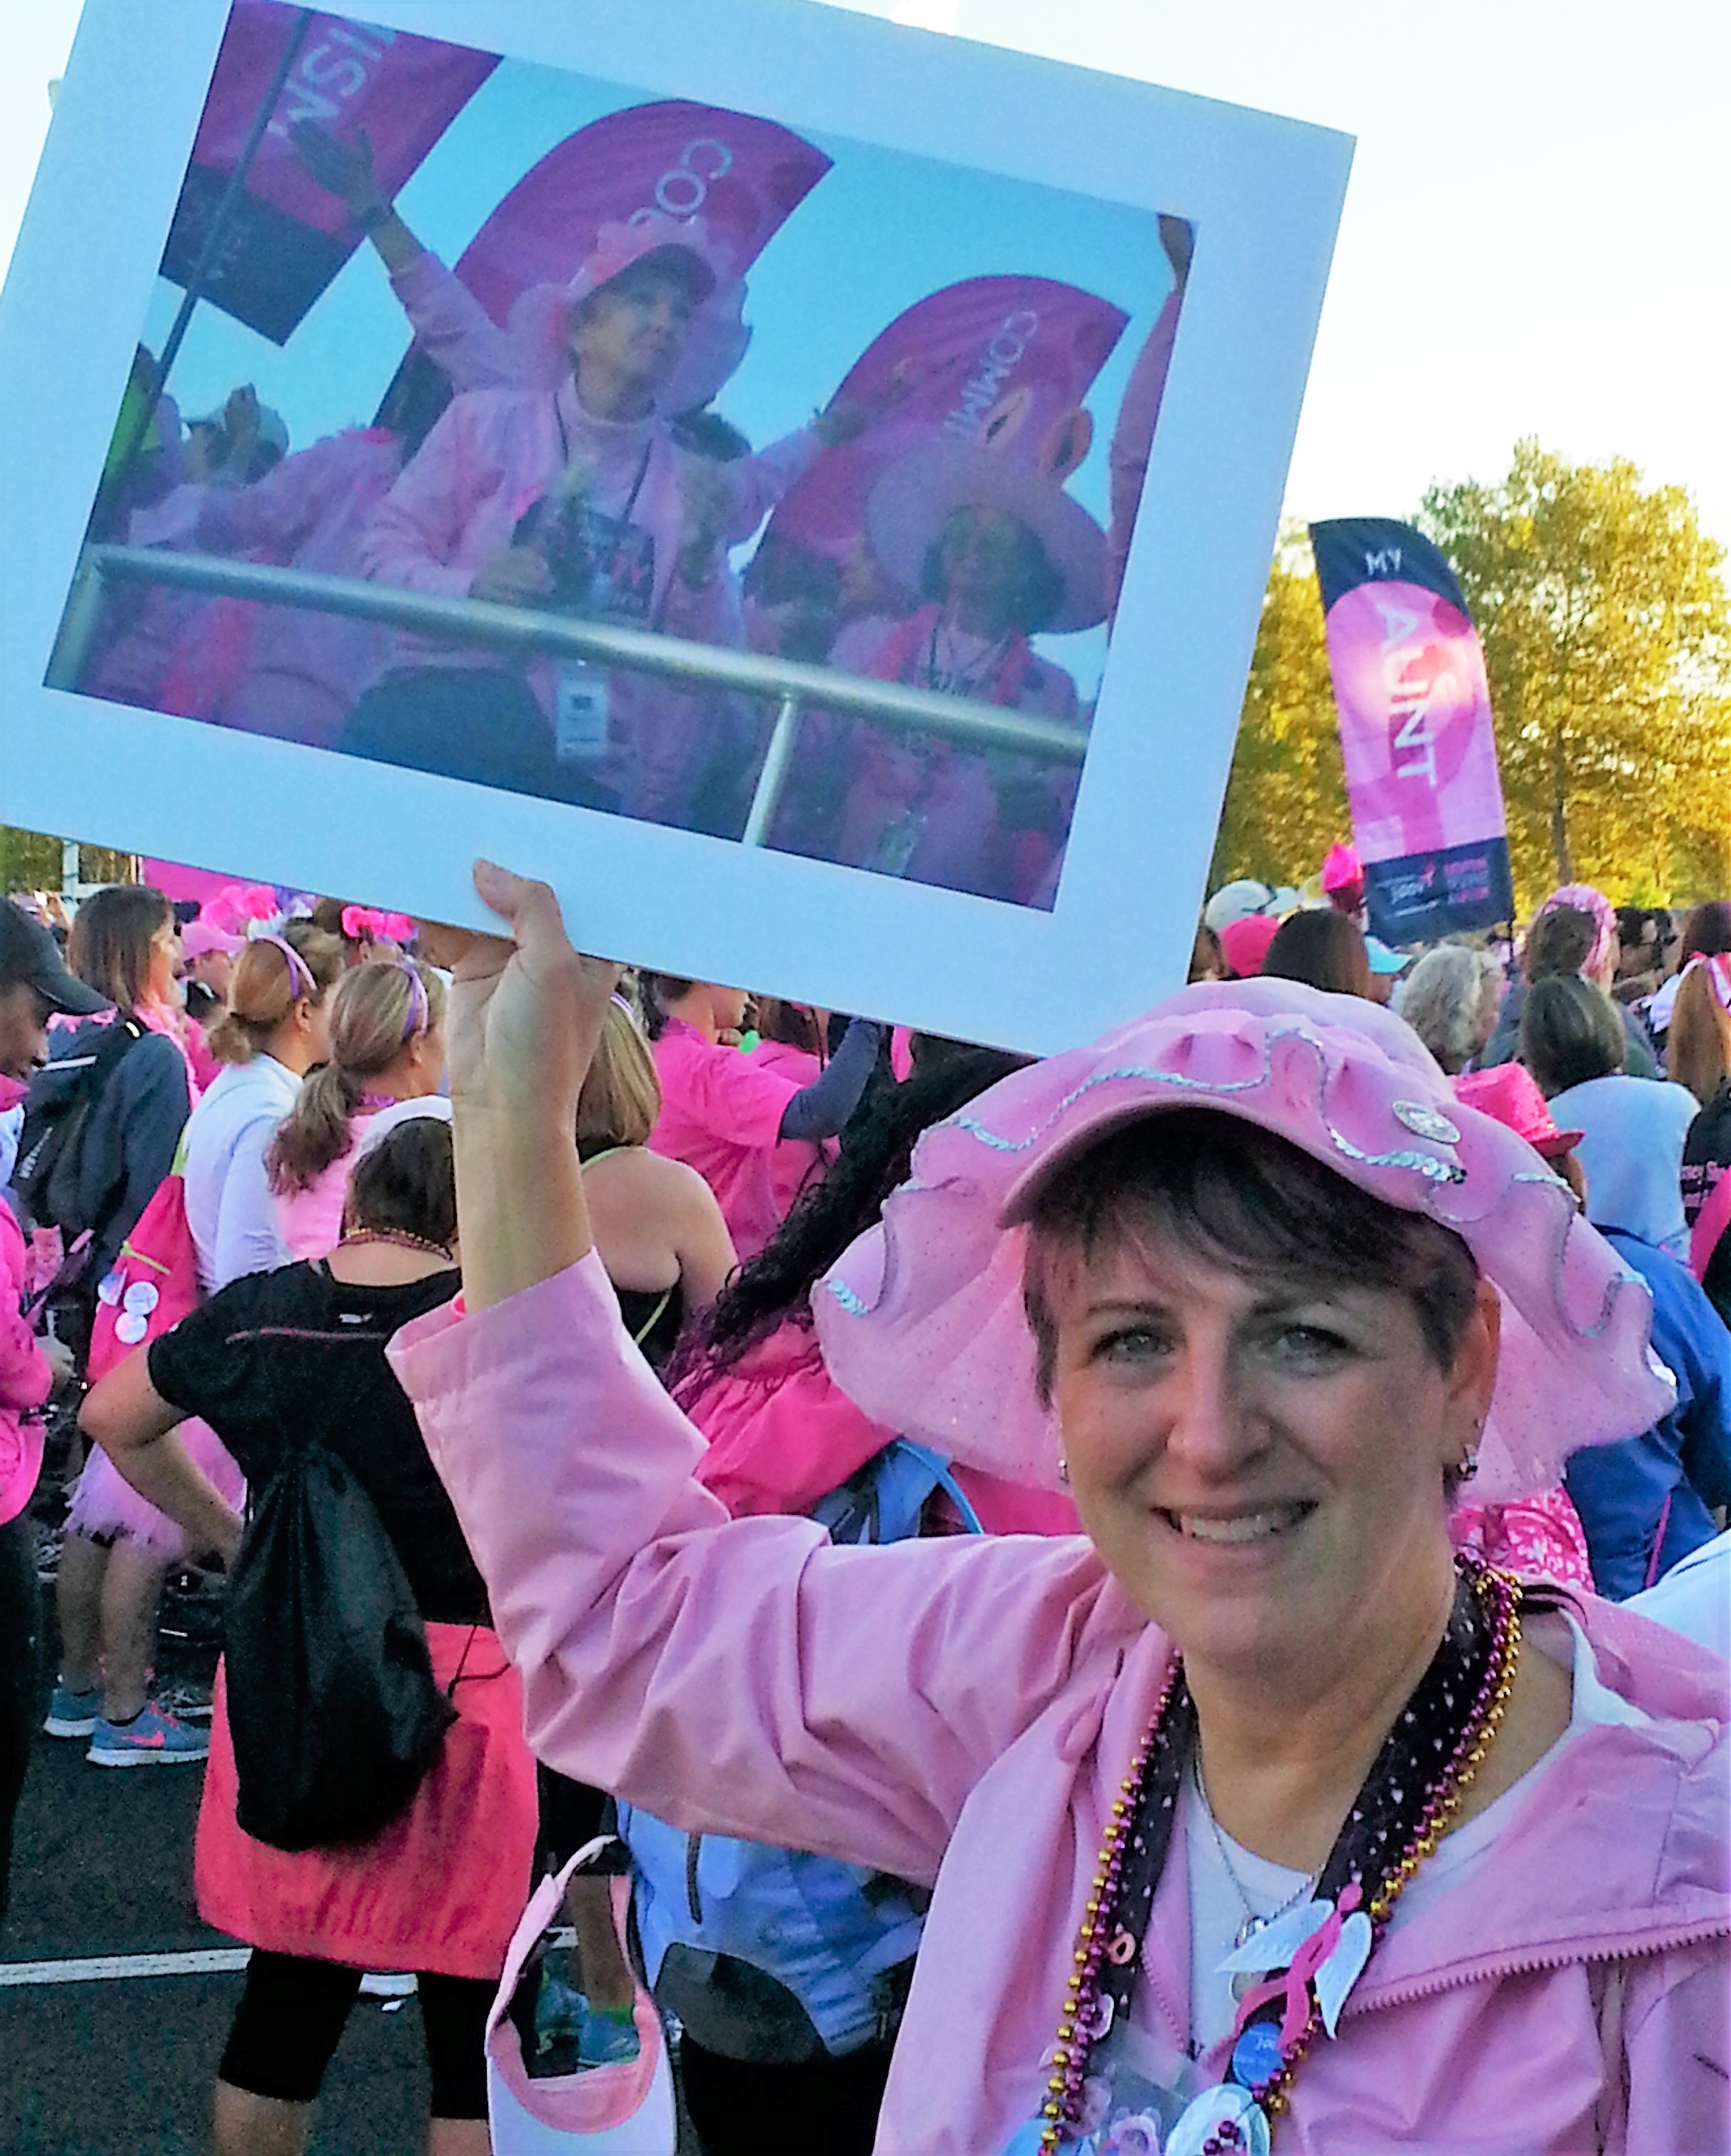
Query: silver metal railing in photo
47 544 1090 847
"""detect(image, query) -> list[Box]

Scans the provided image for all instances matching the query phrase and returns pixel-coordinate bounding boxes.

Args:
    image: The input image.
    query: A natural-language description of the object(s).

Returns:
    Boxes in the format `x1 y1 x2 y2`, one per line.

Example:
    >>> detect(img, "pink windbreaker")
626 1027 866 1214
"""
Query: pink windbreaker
689 1318 1079 1536
0 1199 54 1528
193 428 403 746
362 376 754 824
393 1254 1728 2156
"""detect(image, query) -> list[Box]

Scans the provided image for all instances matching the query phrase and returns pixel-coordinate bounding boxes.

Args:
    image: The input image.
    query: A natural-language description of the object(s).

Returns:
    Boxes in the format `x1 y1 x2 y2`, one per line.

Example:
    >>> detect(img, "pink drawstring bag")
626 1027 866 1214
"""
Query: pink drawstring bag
486 1838 676 2154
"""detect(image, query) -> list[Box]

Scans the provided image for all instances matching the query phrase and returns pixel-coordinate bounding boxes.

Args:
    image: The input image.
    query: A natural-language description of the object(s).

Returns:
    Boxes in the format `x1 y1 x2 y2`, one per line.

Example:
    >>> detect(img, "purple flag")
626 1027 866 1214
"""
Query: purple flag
161 3 498 343
1311 517 1514 942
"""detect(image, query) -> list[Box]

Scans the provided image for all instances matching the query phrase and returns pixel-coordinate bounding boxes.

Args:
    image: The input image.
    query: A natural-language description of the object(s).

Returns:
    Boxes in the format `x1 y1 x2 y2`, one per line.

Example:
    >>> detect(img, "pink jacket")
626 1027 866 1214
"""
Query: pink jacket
388 248 818 543
362 376 751 822
689 1318 1080 1536
394 1254 1730 2156
0 1199 54 1528
194 428 403 744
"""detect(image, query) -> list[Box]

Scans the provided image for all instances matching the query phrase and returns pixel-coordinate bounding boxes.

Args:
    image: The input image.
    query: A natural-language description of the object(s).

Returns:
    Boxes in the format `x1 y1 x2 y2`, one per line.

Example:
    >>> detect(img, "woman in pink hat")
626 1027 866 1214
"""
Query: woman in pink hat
819 431 1101 903
348 216 784 827
390 866 1723 2156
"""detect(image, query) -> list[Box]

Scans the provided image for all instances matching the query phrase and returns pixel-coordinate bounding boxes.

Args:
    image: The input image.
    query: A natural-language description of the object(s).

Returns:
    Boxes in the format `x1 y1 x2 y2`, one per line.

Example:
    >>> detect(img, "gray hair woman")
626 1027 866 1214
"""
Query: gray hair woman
1394 945 1503 1075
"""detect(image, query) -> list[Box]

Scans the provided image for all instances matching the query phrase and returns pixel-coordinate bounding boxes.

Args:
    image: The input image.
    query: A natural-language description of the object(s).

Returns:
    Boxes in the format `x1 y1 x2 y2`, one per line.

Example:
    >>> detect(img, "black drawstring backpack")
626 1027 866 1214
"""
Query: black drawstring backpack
222 1328 458 1853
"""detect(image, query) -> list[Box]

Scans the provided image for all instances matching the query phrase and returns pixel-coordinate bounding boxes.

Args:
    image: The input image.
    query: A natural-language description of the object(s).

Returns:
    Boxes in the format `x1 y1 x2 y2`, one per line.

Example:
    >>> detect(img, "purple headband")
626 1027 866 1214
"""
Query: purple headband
257 932 316 1000
394 959 430 1041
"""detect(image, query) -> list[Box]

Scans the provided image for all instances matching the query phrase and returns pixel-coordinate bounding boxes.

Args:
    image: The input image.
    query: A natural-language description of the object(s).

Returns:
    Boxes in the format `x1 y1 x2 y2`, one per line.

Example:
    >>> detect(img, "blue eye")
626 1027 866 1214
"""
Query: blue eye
1271 1324 1348 1368
1093 1325 1170 1366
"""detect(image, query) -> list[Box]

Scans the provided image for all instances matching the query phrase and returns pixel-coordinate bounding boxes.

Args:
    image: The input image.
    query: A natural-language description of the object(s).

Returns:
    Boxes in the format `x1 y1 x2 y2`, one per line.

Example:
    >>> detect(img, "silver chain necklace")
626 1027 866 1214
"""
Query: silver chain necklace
1192 1759 1318 1991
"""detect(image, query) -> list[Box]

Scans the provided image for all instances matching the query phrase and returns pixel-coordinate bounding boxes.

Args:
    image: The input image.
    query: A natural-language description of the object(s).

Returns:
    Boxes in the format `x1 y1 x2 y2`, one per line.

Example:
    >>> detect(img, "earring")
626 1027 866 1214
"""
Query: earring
1456 1452 1480 1485
1056 1454 1071 1485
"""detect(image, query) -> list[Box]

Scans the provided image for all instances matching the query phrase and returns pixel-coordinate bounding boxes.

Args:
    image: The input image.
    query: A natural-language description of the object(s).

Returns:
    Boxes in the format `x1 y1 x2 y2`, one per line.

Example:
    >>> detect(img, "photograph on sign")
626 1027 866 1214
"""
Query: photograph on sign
49 3 1186 912
1 0 1350 1052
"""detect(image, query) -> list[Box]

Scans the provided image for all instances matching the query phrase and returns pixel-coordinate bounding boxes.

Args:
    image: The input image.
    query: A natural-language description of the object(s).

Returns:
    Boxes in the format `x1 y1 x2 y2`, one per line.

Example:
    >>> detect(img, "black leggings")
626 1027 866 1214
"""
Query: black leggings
219 1949 494 2119
0 1509 41 1933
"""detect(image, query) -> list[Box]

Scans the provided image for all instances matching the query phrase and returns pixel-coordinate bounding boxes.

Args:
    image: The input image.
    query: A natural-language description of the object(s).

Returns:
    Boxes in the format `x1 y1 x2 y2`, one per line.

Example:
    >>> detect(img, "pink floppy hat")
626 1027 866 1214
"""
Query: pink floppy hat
866 437 1109 633
813 978 1673 1505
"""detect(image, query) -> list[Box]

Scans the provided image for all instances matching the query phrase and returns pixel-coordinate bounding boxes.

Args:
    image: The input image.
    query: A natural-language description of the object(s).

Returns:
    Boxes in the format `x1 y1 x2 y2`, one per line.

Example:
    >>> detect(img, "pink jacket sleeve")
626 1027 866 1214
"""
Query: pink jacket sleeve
360 398 488 600
0 1214 51 1416
722 426 821 544
390 1251 1111 1886
1104 290 1182 622
194 440 335 559
388 249 522 393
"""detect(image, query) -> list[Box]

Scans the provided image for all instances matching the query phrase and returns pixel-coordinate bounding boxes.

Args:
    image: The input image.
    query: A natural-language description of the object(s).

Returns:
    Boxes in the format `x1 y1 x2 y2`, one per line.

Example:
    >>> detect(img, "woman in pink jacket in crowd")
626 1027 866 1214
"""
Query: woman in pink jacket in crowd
266 958 448 1263
347 211 822 830
400 865 1726 2156
674 1029 1071 1538
644 976 882 1263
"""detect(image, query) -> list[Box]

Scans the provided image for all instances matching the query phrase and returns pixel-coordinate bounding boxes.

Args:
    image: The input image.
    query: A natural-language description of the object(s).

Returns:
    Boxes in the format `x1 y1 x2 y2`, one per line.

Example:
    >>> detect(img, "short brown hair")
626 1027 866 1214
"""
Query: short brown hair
1021 1107 1480 1408
345 1118 456 1249
578 1002 661 1156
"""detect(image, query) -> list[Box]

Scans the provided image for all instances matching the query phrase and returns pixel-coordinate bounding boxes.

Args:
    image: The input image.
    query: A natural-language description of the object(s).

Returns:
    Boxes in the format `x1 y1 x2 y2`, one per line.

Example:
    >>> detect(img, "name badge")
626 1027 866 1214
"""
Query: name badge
555 663 610 763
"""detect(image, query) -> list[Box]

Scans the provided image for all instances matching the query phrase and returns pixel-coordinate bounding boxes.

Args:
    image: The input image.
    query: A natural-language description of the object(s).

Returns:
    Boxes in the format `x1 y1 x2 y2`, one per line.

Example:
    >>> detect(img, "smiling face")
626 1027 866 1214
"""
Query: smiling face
1045 1239 1493 1677
0 981 50 1079
1024 1110 1497 1693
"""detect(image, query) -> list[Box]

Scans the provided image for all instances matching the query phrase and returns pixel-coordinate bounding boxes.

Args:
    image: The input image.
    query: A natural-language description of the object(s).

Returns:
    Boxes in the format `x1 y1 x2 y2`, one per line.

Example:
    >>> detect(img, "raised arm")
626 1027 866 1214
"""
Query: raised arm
403 866 1109 1881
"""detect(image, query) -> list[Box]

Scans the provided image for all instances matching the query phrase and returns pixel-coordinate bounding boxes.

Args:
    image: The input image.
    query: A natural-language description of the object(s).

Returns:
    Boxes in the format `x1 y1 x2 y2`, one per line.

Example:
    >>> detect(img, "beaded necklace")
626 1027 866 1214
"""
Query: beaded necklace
336 1229 455 1263
1039 1561 1522 2155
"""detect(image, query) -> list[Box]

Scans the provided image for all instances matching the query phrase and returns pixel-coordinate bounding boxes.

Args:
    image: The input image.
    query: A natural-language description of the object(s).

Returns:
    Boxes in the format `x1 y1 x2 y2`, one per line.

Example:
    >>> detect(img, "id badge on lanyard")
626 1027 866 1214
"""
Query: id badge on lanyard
555 663 610 765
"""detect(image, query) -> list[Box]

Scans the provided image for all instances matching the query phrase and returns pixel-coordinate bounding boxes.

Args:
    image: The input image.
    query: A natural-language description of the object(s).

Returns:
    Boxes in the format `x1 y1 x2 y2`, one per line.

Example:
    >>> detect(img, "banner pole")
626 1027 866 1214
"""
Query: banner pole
99 9 316 528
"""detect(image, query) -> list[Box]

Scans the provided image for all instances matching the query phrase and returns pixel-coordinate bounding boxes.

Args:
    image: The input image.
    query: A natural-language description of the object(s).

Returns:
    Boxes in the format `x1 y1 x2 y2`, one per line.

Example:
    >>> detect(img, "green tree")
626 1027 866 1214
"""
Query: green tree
1208 524 1346 892
1420 440 1731 910
0 829 137 895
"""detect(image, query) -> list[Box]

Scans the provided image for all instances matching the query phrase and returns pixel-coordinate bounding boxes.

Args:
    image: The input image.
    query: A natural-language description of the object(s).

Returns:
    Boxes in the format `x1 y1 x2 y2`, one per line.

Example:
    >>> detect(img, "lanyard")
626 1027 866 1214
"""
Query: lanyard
553 405 654 526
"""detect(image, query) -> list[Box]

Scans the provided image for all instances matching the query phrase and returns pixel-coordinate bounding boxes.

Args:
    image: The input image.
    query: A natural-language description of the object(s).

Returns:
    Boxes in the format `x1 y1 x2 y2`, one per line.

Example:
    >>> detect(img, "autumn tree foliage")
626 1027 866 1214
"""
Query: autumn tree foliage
1211 444 1731 912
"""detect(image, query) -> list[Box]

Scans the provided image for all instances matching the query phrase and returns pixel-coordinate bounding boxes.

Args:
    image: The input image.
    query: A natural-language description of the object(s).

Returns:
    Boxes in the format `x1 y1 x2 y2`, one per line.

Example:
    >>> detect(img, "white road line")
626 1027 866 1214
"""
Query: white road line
0 1928 575 1988
0 1948 251 1986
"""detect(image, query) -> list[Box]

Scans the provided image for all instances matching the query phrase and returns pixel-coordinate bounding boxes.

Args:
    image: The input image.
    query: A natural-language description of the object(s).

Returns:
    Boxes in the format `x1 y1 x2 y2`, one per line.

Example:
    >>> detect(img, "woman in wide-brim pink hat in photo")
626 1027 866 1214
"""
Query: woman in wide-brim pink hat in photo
393 868 1727 2156
820 424 1104 903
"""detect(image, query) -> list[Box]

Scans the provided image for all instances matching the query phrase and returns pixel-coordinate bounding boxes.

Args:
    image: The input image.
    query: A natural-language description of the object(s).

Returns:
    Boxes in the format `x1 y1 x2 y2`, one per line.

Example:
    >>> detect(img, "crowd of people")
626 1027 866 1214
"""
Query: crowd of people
81 119 1196 911
0 845 1726 2155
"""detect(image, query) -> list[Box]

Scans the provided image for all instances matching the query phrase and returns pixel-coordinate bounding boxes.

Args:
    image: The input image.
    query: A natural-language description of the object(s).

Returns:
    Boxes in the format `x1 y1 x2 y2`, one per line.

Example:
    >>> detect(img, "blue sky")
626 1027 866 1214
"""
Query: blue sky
131 46 1174 697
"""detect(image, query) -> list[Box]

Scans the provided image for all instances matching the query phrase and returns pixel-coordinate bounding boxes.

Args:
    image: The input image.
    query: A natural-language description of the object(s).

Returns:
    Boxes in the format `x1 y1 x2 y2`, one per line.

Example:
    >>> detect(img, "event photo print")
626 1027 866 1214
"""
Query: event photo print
51 1 1193 913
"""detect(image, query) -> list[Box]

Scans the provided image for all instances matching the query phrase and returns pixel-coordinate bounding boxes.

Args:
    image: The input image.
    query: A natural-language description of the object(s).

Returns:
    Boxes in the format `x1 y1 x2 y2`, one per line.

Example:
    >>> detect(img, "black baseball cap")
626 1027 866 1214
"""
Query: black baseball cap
0 900 108 1014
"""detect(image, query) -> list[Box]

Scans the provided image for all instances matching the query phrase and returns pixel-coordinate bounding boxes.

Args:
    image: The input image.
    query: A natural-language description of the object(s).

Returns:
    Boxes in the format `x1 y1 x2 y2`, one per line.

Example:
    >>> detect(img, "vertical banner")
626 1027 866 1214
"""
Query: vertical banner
161 2 499 344
1310 516 1514 944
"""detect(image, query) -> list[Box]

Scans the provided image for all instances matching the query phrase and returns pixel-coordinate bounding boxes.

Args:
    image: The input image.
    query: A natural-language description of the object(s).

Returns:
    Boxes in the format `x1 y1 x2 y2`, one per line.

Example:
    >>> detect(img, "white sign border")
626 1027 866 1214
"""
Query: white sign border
0 0 1351 1054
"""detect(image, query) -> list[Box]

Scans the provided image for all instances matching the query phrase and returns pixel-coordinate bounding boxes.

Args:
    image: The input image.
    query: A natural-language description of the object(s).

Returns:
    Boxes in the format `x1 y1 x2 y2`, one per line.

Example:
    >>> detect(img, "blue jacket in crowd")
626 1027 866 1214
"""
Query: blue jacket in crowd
1565 1228 1731 1598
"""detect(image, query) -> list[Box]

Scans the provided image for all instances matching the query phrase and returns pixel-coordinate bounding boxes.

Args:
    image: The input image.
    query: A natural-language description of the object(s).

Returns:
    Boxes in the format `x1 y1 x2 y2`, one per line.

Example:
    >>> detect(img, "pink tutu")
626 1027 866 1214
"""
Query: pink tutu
68 1417 245 1562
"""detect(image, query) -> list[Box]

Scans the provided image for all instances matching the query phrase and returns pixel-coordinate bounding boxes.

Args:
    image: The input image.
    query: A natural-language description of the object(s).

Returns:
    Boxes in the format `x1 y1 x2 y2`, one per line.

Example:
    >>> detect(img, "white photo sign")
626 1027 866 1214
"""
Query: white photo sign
0 0 1350 1052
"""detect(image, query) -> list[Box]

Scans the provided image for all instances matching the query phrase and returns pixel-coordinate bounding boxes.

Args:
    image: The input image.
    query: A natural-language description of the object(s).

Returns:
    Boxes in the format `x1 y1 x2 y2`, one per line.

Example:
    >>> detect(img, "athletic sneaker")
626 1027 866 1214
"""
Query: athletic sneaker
578 2002 640 2069
42 1685 102 1738
86 1701 211 1767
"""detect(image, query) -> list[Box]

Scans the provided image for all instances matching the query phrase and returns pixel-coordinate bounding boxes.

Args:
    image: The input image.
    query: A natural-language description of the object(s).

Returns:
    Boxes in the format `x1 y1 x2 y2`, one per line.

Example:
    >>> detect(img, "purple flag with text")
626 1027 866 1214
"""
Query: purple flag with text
1311 517 1514 944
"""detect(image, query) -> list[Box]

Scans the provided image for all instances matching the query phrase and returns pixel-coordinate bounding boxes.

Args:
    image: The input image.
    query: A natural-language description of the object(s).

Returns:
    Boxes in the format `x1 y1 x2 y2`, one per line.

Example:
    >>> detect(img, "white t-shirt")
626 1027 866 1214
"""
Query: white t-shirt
1183 1615 1642 2055
181 1055 301 1291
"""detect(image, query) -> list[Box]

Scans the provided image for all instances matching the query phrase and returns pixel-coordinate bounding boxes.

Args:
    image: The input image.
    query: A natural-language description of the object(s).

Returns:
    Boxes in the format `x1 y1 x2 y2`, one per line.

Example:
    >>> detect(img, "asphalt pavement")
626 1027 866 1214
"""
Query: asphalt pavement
2 1581 431 2155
